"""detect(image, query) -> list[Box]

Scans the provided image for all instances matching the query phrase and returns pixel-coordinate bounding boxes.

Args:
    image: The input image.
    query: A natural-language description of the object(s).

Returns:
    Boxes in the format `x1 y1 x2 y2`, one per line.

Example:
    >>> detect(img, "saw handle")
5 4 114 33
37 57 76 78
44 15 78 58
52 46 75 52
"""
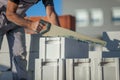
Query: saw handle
39 19 51 34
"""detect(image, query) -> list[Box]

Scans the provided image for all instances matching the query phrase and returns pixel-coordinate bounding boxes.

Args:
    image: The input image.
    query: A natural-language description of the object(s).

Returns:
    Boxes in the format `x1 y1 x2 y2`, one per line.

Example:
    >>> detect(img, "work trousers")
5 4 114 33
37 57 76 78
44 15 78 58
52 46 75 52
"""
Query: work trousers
0 0 35 79
0 5 28 80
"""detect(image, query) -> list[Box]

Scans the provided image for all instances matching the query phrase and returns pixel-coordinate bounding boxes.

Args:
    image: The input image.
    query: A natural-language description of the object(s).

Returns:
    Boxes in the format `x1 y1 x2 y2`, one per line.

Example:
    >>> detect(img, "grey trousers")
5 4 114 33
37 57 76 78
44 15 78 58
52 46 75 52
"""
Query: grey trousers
0 23 27 80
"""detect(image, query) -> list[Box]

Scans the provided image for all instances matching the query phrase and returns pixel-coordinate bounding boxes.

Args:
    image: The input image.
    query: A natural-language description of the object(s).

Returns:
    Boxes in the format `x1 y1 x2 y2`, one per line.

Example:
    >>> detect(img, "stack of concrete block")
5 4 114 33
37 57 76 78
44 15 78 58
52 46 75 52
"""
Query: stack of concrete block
34 36 89 80
1 31 120 80
35 58 120 80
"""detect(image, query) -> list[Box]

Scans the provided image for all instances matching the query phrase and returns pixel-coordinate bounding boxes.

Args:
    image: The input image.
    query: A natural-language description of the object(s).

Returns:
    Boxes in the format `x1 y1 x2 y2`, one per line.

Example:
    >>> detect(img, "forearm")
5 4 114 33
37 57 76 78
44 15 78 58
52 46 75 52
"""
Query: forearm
46 6 60 26
47 12 60 26
6 0 33 30
6 12 32 29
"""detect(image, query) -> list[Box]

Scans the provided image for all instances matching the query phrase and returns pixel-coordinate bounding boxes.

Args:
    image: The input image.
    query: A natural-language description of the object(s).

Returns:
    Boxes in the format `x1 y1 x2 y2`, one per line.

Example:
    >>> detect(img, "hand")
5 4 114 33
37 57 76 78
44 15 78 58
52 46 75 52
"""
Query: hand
30 21 43 33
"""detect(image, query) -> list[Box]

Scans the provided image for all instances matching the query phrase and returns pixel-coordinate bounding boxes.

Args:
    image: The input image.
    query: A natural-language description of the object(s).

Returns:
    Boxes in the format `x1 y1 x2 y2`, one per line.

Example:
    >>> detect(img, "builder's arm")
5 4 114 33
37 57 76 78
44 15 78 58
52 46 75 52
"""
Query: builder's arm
43 0 60 26
6 0 41 32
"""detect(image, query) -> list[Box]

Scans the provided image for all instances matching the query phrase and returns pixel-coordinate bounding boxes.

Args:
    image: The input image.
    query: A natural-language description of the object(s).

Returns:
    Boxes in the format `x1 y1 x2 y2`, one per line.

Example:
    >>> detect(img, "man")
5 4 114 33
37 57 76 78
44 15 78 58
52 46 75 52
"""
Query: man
0 0 60 80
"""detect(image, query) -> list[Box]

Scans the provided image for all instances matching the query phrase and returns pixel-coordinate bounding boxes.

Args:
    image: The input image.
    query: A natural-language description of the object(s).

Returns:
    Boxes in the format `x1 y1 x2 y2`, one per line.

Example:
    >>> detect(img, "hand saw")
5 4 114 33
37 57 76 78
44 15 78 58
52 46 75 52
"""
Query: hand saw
39 19 106 46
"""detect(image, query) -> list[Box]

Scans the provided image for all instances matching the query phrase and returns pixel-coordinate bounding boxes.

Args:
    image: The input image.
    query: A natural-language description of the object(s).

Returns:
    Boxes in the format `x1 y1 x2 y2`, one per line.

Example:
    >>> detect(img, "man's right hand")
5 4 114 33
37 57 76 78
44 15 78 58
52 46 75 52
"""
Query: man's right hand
30 21 43 33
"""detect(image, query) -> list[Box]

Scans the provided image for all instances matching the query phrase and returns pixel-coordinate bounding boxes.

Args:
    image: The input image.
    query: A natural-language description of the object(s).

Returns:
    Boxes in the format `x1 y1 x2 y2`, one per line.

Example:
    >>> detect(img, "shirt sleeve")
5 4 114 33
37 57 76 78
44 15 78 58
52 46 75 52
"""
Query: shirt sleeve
9 0 19 4
42 0 54 7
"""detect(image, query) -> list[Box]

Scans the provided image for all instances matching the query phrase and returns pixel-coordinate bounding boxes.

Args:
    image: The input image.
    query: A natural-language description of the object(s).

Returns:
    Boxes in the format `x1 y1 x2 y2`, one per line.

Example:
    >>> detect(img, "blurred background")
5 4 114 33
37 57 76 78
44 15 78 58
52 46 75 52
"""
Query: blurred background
26 0 120 38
